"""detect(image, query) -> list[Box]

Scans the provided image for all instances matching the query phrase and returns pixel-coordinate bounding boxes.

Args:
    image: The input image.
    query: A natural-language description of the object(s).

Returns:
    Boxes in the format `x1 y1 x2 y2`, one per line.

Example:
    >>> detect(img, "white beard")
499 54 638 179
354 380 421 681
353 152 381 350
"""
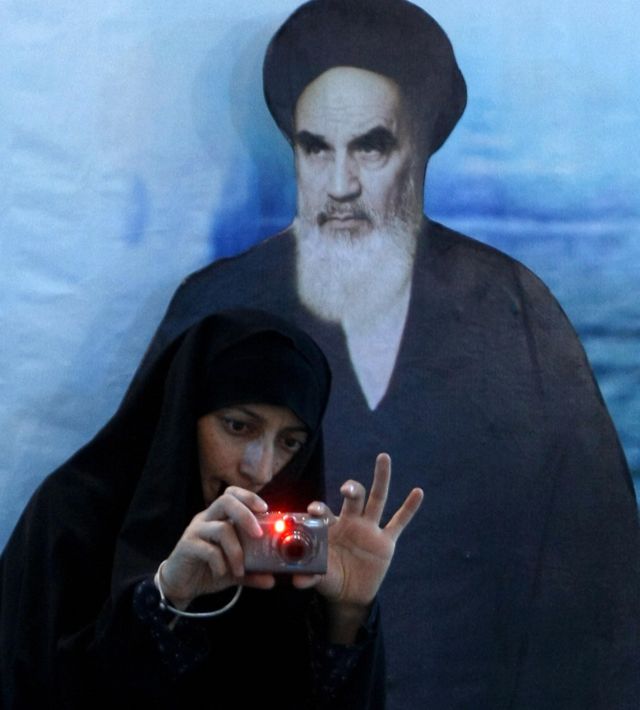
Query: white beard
293 213 419 329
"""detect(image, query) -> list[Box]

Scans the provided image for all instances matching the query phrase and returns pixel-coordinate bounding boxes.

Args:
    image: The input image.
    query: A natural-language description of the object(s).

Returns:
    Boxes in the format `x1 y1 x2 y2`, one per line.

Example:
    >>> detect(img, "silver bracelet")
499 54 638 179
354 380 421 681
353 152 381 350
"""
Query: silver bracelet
153 560 242 618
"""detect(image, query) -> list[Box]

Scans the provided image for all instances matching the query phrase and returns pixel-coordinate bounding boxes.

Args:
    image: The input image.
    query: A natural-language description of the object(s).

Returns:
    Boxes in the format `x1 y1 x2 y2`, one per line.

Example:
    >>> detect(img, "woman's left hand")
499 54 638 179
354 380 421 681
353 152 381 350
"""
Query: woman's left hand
293 453 423 610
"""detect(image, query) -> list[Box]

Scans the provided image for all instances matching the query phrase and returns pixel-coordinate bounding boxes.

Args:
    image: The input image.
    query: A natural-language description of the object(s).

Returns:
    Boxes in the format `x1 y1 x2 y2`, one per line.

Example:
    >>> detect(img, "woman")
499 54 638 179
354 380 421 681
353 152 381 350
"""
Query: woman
0 309 423 709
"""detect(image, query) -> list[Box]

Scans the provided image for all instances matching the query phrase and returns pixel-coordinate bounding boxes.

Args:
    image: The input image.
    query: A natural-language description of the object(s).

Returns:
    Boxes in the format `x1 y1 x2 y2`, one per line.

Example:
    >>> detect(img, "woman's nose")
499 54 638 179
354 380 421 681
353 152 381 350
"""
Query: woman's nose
241 439 276 485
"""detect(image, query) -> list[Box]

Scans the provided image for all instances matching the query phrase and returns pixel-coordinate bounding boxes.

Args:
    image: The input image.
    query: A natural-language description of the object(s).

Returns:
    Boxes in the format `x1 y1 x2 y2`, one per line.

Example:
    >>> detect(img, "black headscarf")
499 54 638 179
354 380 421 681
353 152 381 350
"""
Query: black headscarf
0 309 332 707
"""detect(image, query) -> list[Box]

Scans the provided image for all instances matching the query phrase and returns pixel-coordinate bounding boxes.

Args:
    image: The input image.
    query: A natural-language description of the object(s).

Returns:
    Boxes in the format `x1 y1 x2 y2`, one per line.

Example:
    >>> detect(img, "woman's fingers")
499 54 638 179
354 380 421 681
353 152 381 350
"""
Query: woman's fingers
165 488 283 600
170 525 278 593
192 519 245 578
338 479 368 517
334 453 424 543
201 487 267 538
291 573 321 589
383 487 424 543
307 500 336 524
162 536 230 603
203 485 268 516
362 452 391 522
338 452 392 521
243 573 277 590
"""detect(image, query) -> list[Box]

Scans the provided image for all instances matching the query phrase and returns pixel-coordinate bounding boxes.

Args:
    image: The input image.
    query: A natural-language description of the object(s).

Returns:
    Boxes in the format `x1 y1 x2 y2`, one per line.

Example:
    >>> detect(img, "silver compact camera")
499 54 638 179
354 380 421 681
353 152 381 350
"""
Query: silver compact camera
240 512 329 574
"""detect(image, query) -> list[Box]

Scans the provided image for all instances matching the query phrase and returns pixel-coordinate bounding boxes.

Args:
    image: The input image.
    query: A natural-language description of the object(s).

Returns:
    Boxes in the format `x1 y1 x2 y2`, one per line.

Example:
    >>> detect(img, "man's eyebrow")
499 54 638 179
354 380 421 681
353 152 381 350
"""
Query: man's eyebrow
294 130 330 152
349 126 397 153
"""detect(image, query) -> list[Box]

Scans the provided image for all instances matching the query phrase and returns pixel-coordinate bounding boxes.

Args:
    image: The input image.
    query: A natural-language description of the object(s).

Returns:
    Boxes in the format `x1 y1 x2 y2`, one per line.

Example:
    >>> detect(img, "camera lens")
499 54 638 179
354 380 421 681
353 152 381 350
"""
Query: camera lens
279 532 311 564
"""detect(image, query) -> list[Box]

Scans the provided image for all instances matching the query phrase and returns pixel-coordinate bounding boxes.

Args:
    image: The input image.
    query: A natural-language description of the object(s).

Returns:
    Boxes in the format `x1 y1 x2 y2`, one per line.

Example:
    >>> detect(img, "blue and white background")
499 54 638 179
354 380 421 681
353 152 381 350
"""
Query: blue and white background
1 0 638 548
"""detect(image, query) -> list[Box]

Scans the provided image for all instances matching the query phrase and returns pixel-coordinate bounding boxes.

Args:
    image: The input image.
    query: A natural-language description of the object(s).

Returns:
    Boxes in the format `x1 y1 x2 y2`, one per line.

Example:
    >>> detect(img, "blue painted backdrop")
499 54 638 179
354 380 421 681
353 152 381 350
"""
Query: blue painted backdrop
1 0 638 547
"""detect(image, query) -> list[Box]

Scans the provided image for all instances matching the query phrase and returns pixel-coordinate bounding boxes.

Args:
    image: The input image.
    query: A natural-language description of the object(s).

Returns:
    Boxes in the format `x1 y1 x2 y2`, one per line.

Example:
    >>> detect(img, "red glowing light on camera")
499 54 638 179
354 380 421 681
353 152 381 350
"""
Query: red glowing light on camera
274 519 286 534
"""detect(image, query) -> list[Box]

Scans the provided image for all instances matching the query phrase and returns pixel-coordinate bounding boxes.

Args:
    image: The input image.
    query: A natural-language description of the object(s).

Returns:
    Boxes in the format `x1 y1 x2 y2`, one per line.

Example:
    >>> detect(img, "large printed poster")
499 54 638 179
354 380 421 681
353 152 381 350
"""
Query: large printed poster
1 1 639 707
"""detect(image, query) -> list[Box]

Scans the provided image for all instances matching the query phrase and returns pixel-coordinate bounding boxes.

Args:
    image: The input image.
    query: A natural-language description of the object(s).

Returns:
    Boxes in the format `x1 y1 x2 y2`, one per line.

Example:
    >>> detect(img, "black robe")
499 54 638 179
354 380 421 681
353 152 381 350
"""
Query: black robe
0 310 385 709
117 221 640 709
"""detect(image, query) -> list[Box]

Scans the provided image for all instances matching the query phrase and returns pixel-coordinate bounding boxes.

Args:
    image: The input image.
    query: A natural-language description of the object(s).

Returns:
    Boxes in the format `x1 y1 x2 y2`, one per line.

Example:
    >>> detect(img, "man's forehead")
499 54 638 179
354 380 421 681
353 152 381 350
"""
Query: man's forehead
294 67 405 135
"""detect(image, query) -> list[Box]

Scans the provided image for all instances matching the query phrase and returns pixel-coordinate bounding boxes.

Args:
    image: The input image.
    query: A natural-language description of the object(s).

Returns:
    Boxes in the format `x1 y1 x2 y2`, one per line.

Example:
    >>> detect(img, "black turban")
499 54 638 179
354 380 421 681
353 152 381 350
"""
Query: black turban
263 0 467 155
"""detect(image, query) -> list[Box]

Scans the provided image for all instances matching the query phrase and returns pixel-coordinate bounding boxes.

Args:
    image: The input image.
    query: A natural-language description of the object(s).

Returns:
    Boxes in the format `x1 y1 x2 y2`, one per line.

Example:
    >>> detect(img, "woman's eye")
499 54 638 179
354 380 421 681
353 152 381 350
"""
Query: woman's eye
222 417 249 435
281 436 305 453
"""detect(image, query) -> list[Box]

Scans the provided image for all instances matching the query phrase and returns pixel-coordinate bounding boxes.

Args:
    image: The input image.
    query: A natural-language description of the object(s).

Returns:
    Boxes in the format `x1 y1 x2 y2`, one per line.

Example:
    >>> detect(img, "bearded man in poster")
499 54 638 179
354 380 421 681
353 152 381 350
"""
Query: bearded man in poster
136 1 640 707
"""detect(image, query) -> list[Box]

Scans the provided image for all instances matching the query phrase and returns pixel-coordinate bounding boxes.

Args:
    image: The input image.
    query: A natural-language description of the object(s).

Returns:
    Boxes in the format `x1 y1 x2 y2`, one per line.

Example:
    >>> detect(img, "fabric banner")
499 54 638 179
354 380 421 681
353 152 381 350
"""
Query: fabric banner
1 0 638 544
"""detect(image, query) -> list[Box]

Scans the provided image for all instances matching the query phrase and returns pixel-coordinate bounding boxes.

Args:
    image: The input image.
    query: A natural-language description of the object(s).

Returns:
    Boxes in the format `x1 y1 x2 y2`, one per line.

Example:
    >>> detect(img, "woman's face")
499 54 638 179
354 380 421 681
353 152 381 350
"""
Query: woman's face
197 403 309 504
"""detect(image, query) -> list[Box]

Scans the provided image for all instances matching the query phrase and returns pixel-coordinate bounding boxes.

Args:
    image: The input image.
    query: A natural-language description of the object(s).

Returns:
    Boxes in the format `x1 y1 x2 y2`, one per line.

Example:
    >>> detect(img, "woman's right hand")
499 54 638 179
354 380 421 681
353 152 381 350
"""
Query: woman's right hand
157 487 276 608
